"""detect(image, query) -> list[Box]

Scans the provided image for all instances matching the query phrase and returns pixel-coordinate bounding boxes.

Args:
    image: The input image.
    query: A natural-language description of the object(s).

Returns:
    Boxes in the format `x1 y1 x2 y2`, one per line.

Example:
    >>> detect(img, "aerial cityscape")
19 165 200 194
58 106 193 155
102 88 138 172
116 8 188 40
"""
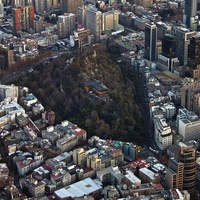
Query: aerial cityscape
0 0 200 199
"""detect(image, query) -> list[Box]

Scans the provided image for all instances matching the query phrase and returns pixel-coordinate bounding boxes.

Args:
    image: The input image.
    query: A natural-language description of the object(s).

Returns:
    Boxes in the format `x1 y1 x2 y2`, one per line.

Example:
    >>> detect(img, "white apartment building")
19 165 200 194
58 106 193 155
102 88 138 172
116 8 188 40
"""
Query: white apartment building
154 117 172 150
177 108 200 141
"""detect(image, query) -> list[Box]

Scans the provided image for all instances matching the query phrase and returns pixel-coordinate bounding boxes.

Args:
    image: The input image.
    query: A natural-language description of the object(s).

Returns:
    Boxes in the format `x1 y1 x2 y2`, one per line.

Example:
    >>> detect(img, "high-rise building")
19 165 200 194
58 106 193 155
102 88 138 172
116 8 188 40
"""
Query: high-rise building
0 0 4 18
57 13 75 38
181 82 200 112
185 0 197 28
34 0 45 14
0 45 14 69
102 11 119 32
61 0 82 16
45 0 53 12
52 0 59 7
166 157 184 190
188 35 200 78
33 15 44 33
12 5 34 34
11 0 32 7
176 142 196 192
175 27 196 65
162 34 176 57
144 23 157 61
78 5 88 27
86 7 102 41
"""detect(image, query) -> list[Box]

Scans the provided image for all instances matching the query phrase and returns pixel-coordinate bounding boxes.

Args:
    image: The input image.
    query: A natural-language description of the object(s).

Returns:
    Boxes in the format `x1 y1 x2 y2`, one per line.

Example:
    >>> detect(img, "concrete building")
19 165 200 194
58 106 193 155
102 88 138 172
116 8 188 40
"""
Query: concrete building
33 15 44 33
176 108 200 141
175 27 196 65
61 0 82 16
73 148 86 166
122 143 142 161
57 13 75 38
166 142 196 193
185 0 197 28
102 11 119 32
139 168 160 184
181 79 200 111
0 45 15 69
78 5 88 28
12 5 34 34
0 0 4 18
154 117 172 150
157 54 179 72
86 7 102 41
144 22 157 61
34 0 45 14
0 84 18 102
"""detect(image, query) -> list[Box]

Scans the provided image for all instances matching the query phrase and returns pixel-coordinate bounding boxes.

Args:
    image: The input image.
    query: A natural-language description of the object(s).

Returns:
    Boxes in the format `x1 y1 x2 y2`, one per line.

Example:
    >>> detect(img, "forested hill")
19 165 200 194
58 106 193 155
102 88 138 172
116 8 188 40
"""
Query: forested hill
17 45 145 145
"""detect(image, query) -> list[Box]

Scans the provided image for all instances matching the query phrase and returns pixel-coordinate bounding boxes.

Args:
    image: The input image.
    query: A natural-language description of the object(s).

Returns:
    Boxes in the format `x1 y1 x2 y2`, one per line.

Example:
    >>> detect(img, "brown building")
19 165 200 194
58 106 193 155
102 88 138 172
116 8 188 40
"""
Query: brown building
61 0 82 16
0 45 14 69
166 142 196 193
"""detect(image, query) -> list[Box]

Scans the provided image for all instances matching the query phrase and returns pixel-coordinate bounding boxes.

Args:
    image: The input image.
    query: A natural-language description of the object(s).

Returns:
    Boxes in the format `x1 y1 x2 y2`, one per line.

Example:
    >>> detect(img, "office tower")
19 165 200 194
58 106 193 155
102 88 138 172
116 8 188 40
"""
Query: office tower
86 7 102 41
144 23 157 61
166 142 196 193
0 0 4 18
78 5 88 28
61 0 83 16
176 108 200 141
187 35 200 78
162 34 176 57
57 13 75 38
185 0 197 28
12 5 34 34
156 33 179 72
34 0 45 14
46 0 53 12
0 45 14 69
175 27 196 66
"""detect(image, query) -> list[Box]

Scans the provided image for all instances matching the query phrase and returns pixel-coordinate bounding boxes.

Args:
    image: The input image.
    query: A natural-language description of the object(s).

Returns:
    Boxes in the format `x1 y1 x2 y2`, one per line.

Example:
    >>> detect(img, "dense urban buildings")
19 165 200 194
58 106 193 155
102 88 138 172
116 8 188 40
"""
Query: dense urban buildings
2 0 200 199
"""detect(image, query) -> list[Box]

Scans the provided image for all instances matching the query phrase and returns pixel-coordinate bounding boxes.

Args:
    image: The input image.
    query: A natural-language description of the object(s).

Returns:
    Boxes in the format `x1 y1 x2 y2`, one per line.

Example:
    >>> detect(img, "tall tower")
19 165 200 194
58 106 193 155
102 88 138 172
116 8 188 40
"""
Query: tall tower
144 22 157 61
78 5 88 28
61 0 82 16
0 0 4 18
185 0 197 28
34 0 45 14
175 27 196 66
166 142 196 193
188 35 200 68
162 34 176 58
12 5 34 35
86 6 102 41
57 13 75 38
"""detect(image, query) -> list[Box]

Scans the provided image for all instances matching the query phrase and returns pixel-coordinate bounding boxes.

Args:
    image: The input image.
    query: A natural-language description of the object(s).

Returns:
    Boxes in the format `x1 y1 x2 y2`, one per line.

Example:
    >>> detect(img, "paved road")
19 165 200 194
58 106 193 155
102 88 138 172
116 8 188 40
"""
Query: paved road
0 51 65 84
